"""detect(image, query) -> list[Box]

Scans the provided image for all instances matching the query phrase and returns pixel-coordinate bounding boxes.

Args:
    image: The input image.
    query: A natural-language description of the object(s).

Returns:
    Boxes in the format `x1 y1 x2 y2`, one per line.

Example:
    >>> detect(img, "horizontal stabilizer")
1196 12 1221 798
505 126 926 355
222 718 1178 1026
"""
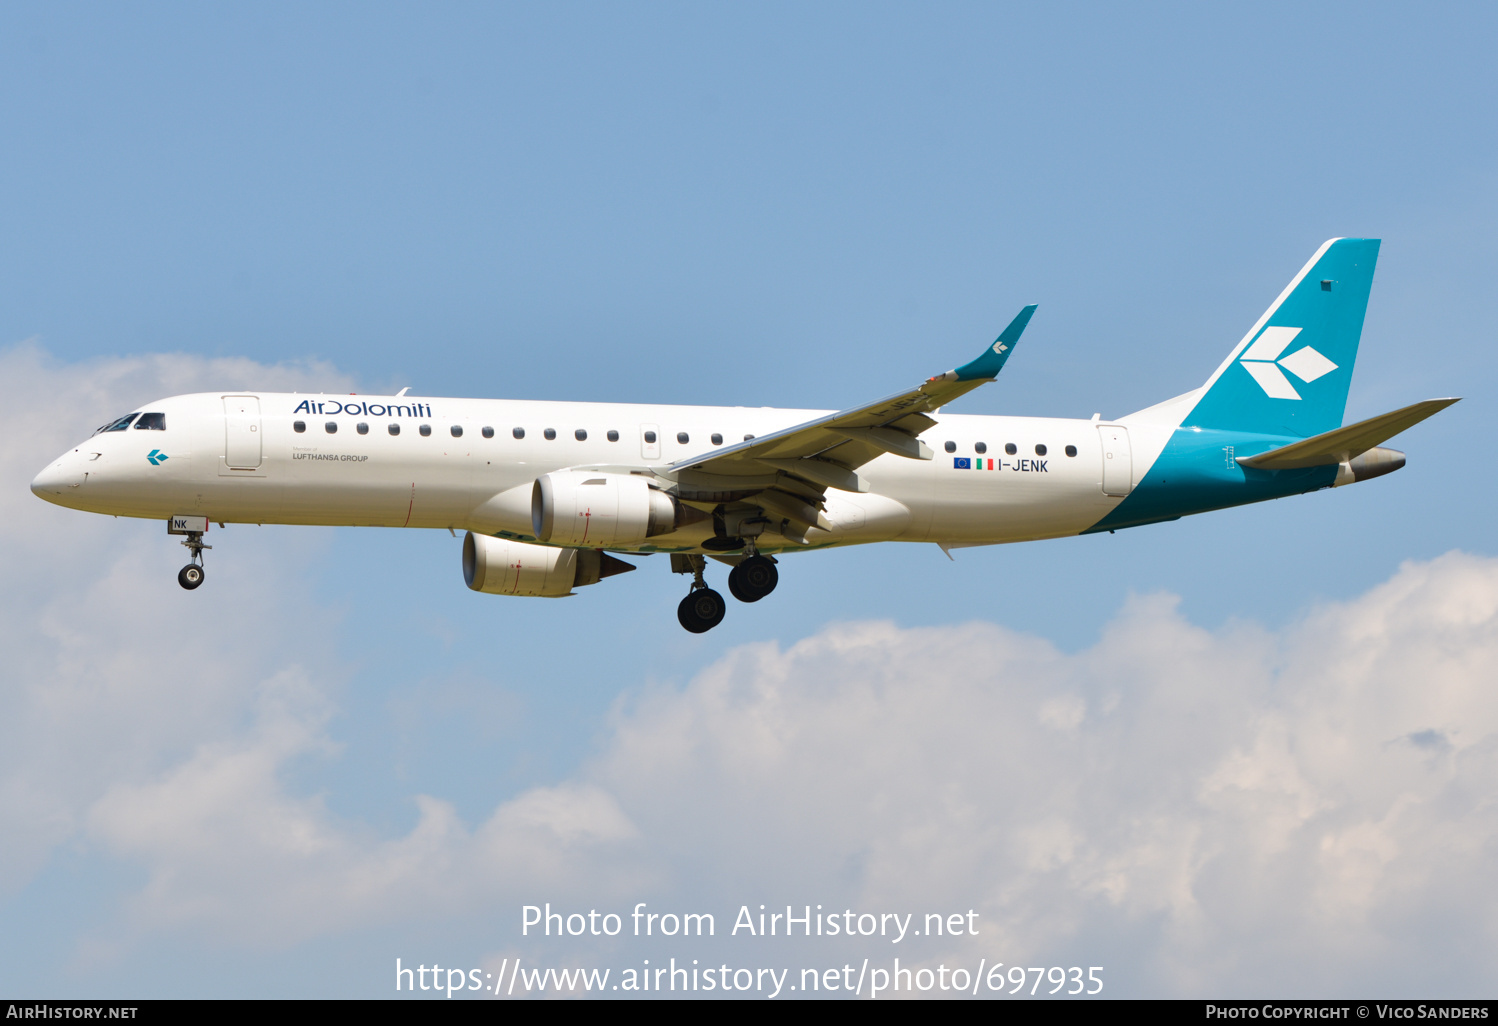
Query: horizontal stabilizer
1237 398 1459 470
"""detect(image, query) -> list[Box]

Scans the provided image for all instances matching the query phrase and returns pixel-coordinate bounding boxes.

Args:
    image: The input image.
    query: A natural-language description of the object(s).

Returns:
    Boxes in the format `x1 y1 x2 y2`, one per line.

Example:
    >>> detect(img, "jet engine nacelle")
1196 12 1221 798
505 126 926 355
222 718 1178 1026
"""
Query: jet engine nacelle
463 532 635 597
531 471 679 547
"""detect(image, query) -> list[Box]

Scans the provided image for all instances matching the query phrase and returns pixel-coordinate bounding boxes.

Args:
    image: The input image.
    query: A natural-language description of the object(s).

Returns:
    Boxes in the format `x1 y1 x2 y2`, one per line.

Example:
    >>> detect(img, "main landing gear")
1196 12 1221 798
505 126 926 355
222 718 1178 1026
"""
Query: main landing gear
675 555 725 633
672 547 780 632
678 587 726 634
727 555 778 603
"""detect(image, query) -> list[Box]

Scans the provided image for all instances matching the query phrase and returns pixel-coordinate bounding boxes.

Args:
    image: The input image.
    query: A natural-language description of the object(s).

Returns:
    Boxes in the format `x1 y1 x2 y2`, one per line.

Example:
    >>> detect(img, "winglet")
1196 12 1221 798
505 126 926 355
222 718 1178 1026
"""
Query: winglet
942 305 1038 382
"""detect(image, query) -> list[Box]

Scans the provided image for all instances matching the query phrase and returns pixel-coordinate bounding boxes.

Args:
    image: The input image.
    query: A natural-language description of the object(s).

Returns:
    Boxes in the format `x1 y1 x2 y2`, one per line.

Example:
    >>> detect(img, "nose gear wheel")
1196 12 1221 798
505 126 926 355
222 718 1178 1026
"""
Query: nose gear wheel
177 530 211 591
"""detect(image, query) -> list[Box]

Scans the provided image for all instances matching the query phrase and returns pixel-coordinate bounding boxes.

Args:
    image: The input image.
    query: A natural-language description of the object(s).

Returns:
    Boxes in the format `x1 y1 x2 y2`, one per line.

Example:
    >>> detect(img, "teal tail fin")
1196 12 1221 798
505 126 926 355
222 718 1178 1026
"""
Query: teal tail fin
1184 238 1380 438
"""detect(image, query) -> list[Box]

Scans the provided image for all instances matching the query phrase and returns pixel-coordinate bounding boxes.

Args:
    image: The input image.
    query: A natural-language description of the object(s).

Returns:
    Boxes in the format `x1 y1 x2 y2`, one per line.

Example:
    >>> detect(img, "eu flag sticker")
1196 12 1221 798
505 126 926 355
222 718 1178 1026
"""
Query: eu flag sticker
953 457 971 469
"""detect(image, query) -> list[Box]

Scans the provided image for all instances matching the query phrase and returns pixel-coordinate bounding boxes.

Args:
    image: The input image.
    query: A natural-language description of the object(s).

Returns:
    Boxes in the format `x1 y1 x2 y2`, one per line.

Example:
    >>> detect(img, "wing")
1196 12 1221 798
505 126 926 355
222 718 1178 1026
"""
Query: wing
659 305 1037 543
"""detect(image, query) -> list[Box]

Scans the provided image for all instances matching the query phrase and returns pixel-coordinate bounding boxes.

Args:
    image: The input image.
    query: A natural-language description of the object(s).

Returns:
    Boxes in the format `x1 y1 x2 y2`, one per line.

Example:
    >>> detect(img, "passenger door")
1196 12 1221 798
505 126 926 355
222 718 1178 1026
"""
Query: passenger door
1097 424 1133 496
222 395 263 472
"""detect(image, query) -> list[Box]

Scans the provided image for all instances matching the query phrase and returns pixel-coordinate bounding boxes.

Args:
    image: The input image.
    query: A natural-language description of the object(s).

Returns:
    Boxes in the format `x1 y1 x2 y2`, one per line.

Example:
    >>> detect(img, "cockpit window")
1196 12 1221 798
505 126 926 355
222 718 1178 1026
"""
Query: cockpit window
133 412 167 430
93 414 139 435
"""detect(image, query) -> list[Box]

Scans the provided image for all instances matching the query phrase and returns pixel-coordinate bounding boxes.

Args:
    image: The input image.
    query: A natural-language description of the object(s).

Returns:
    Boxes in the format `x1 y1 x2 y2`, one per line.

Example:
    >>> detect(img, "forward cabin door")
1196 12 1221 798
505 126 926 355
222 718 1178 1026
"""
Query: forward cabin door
1097 424 1133 496
223 395 263 470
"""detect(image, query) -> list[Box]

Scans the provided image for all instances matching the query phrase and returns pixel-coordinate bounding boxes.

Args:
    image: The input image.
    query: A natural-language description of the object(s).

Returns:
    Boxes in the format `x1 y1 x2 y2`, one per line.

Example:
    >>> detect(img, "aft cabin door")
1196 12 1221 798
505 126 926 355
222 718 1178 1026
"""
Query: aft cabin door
1097 424 1133 497
223 395 263 470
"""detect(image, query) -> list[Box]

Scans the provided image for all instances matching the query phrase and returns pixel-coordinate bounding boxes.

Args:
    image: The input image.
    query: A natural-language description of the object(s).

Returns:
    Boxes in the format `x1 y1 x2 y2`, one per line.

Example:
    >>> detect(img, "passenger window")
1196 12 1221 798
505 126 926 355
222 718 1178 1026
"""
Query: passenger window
975 442 987 454
607 430 619 442
1005 443 1017 455
575 429 587 441
644 430 657 444
293 420 306 433
1035 444 1047 456
134 412 167 430
513 427 525 439
543 428 556 440
711 433 723 445
481 426 494 438
389 423 401 436
944 441 956 453
325 421 338 434
451 425 463 438
419 424 432 437
1065 445 1077 457
357 422 369 435
677 432 690 444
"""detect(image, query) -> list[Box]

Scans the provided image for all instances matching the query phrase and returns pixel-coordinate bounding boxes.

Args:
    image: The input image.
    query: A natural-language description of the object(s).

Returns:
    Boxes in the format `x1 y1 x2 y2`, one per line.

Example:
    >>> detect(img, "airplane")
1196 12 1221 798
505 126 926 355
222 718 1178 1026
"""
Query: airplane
31 238 1457 633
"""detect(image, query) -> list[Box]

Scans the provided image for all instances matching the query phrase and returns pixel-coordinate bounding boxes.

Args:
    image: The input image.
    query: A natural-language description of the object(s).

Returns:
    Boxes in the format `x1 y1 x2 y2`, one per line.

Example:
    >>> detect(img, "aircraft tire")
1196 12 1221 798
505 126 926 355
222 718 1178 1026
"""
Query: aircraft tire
178 564 205 590
678 588 726 633
728 556 778 603
727 569 752 603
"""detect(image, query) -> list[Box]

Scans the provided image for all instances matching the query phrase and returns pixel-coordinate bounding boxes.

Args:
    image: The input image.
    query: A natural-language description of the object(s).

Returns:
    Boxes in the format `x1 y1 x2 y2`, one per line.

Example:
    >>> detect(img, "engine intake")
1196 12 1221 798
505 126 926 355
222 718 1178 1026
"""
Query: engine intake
531 472 681 547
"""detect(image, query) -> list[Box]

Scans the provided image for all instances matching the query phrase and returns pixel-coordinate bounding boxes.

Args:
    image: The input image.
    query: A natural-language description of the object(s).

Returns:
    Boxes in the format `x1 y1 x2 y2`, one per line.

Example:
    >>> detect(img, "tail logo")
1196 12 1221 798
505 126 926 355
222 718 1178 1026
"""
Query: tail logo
1238 326 1338 401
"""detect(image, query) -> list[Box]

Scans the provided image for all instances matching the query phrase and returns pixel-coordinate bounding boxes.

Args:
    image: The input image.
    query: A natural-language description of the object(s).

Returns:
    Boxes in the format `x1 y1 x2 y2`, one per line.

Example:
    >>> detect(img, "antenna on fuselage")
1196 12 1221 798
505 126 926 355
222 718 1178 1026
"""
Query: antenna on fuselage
395 387 410 396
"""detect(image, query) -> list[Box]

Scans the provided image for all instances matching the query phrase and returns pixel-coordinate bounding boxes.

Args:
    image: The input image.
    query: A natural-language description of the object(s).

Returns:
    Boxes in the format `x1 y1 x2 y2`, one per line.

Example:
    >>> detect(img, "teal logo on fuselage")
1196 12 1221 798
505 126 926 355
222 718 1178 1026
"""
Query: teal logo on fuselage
146 449 168 466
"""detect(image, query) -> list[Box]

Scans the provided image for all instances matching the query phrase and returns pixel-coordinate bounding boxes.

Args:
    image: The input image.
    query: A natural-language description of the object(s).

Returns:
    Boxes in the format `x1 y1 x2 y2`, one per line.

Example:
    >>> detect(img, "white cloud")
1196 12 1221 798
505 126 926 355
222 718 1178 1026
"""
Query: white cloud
73 554 1498 996
4 342 1496 996
0 343 354 890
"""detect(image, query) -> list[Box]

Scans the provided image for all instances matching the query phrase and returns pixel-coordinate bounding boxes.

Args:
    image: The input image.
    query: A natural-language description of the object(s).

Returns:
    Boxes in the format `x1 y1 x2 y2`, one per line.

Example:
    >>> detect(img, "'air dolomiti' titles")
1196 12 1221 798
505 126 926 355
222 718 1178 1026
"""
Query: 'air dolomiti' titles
290 400 433 418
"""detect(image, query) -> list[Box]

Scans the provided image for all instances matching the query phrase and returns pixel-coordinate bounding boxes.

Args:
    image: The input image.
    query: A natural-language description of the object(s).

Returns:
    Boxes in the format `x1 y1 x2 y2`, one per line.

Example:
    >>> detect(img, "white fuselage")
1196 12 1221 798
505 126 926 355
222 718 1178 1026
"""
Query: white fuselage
31 391 1148 553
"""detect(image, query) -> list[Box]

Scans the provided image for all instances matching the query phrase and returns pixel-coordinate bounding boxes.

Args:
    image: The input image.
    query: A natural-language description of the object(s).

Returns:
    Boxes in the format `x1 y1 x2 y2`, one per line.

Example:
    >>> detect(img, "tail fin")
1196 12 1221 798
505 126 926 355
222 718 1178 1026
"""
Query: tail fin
1184 238 1380 438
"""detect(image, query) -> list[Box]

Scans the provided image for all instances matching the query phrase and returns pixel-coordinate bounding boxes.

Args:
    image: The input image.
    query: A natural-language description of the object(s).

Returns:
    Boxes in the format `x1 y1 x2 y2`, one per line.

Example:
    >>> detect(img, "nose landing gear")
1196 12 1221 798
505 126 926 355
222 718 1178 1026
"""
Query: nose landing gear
177 531 211 590
167 515 212 591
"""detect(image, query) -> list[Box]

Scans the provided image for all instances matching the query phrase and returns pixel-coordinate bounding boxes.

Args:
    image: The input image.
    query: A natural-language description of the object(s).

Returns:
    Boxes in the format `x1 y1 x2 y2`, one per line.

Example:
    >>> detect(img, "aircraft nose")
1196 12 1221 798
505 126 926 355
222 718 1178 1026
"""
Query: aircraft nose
31 453 84 501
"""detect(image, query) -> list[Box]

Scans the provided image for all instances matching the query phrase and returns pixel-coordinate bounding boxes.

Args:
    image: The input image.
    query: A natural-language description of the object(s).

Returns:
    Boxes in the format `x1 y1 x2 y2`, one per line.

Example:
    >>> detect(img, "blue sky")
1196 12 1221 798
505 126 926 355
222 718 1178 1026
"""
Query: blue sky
2 2 1495 998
